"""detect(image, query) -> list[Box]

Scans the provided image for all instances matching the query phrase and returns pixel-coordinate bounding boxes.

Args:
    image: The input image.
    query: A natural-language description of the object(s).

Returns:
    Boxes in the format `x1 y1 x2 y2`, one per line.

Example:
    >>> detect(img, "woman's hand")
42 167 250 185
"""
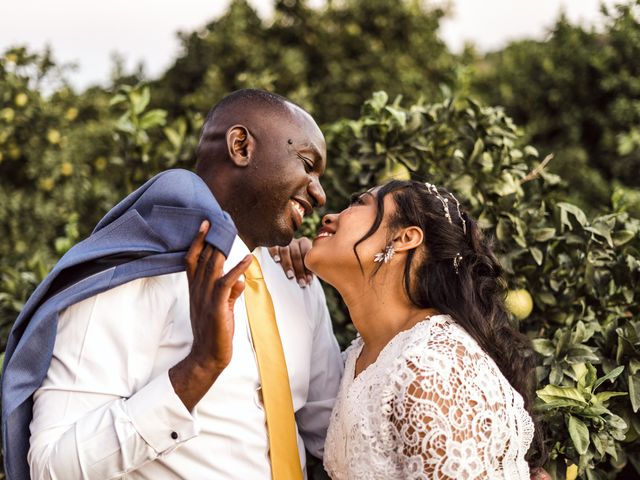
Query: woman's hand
268 237 314 287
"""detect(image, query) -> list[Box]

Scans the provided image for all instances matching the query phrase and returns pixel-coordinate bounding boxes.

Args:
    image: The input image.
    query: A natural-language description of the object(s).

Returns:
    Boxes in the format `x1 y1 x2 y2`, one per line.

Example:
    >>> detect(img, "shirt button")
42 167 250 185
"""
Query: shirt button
171 431 178 440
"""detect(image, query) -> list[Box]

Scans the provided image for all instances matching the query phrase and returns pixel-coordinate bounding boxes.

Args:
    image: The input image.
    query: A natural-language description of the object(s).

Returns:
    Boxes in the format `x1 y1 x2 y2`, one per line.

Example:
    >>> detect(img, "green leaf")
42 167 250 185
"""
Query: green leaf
496 218 509 242
163 127 183 149
568 415 590 455
524 145 539 157
530 246 544 265
384 106 406 128
629 374 640 413
593 366 625 392
558 202 588 229
537 384 587 405
132 86 151 115
533 227 556 242
369 91 388 112
108 93 126 106
469 138 484 162
139 109 167 129
532 339 554 356
612 230 636 247
594 391 627 403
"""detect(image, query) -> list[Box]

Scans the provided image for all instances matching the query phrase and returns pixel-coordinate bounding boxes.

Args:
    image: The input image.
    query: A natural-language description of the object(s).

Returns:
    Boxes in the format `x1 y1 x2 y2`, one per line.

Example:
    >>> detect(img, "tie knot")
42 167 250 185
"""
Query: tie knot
245 255 264 280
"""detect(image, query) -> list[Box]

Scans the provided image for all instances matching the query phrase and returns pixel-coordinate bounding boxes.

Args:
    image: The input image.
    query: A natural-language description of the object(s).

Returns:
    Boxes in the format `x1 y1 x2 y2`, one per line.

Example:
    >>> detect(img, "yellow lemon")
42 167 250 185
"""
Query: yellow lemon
1 108 15 122
376 162 411 183
94 156 108 171
566 463 578 480
47 129 61 144
60 162 73 176
8 145 21 159
65 107 78 121
39 177 54 192
505 289 534 320
15 93 28 107
15 240 27 254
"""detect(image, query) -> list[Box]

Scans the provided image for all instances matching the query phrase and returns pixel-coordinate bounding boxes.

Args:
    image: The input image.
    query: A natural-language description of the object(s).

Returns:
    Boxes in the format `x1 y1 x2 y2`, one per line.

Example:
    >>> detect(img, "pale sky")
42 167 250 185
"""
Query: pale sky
0 0 619 90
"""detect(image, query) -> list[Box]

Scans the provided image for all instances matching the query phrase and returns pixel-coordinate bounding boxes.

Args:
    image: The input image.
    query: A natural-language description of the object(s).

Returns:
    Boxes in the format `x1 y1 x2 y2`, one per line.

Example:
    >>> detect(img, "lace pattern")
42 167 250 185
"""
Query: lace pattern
324 315 534 479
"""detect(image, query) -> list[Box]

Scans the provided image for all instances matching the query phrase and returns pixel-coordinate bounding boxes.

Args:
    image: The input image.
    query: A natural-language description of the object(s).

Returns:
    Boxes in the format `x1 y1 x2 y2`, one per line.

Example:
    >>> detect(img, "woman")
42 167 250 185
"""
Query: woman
304 180 545 479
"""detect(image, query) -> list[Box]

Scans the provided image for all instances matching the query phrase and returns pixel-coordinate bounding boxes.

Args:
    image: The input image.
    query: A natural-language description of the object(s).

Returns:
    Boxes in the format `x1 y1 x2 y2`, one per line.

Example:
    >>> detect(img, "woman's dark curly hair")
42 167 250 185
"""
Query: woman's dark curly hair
352 179 546 467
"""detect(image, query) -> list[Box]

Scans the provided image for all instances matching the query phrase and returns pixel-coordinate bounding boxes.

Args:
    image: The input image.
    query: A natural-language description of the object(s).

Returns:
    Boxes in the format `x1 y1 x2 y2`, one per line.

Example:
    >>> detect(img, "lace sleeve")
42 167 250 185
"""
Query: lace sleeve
389 342 510 479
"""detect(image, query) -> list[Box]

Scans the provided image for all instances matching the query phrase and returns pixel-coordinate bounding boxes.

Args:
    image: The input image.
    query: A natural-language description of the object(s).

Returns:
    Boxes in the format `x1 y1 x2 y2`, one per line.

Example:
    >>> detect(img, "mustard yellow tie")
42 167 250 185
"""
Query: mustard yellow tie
244 255 303 480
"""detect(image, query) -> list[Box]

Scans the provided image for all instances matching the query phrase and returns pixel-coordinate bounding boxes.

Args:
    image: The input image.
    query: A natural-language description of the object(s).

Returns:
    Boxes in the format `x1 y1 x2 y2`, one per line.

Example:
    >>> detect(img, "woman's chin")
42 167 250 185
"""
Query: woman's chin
304 246 333 283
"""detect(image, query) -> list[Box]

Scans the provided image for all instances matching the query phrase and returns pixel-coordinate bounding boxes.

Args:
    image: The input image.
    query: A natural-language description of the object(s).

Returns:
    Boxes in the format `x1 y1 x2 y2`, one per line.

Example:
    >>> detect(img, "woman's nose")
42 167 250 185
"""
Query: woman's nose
322 213 337 226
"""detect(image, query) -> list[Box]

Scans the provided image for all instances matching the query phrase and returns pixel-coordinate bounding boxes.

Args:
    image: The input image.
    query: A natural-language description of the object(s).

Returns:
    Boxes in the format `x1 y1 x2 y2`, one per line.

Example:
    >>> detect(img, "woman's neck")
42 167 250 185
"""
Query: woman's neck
339 270 436 360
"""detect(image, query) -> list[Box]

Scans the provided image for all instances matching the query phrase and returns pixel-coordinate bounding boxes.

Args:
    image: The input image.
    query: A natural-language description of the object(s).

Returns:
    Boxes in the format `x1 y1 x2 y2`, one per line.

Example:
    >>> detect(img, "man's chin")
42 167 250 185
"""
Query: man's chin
260 227 296 248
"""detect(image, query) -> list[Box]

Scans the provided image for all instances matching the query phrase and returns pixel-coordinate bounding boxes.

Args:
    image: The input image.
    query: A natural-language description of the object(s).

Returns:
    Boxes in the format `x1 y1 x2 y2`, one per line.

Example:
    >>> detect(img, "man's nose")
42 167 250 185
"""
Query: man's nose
308 176 326 208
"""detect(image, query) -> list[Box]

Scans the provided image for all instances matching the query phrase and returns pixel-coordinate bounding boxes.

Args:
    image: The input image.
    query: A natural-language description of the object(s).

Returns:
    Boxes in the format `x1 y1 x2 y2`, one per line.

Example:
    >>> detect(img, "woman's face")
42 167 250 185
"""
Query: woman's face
305 188 395 286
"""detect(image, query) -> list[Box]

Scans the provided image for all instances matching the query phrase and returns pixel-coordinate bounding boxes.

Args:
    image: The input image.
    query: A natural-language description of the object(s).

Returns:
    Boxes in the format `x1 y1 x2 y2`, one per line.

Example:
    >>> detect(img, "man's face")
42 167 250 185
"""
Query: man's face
243 106 327 247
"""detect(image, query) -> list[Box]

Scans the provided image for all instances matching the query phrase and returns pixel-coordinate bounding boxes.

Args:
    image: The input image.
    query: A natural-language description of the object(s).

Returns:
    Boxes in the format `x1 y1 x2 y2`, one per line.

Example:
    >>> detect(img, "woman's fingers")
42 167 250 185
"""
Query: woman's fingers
278 245 295 281
267 246 281 263
296 237 314 283
289 240 308 286
271 238 314 287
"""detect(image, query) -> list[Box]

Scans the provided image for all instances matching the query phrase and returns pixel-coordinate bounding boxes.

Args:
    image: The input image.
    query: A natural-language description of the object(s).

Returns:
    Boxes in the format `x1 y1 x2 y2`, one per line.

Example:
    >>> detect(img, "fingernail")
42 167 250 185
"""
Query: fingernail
298 279 307 288
286 270 294 279
306 275 313 284
273 255 281 263
199 220 208 232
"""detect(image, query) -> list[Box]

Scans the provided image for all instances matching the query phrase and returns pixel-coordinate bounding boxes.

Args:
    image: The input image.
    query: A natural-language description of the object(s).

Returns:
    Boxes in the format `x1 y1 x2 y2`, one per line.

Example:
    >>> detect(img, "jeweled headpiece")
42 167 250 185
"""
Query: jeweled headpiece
424 182 468 274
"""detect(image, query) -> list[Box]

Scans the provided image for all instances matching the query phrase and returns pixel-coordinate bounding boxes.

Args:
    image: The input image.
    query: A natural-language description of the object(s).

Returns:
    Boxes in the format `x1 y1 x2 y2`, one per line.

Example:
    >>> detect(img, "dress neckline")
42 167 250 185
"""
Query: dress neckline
351 314 446 381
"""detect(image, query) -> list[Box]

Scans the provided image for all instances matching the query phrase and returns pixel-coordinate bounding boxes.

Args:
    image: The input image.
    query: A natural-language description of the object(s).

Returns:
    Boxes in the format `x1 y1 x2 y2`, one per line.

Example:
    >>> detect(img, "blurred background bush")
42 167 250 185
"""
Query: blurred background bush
1 1 639 478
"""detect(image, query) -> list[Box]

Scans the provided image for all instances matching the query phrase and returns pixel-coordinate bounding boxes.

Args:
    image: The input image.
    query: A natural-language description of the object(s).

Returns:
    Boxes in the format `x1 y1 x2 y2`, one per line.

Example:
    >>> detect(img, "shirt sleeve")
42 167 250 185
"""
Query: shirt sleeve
28 274 199 479
295 278 344 459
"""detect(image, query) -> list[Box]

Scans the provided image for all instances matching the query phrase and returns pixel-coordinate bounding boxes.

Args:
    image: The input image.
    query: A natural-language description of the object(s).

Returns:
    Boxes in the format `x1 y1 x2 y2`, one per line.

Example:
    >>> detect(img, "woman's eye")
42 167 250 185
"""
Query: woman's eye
349 194 364 206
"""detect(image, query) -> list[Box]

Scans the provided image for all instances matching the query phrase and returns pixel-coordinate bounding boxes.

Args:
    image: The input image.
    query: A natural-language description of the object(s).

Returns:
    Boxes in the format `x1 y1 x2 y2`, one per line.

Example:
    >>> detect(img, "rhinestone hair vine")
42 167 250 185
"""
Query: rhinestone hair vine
450 193 467 235
424 182 452 224
453 252 463 274
424 182 466 234
374 244 395 264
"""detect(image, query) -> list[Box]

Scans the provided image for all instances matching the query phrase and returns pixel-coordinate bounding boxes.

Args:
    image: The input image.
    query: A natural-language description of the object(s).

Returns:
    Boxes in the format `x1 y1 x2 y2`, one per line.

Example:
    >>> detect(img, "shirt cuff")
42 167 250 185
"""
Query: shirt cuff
124 371 199 455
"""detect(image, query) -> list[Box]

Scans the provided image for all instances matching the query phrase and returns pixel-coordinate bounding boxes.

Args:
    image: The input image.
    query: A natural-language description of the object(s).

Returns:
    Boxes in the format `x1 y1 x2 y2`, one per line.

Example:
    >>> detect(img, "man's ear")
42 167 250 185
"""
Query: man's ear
226 125 254 167
393 226 424 253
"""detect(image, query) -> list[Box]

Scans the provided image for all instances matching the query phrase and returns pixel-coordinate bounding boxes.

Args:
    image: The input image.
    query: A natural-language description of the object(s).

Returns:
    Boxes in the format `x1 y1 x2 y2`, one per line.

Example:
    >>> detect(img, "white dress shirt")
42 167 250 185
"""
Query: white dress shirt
28 238 344 479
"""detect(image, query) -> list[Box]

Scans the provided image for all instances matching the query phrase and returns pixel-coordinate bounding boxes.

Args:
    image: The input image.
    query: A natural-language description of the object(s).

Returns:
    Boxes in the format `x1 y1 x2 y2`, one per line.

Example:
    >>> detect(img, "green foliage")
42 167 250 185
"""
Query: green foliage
2 2 640 478
316 92 640 479
469 1 640 217
153 0 454 124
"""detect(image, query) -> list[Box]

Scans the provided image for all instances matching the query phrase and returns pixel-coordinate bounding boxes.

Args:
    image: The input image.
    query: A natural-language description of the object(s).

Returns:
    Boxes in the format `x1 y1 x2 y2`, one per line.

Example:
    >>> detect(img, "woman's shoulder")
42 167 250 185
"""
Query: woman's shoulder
342 334 364 361
402 314 482 358
399 314 505 385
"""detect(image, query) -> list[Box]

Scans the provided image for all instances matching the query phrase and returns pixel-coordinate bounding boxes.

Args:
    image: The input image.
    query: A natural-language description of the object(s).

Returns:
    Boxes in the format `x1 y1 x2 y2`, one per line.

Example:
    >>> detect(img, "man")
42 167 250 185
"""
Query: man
2 89 343 479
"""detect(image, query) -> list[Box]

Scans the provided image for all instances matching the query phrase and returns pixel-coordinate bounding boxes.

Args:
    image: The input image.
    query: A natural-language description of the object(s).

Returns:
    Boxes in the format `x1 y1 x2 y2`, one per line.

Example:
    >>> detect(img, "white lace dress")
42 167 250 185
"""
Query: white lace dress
323 315 534 480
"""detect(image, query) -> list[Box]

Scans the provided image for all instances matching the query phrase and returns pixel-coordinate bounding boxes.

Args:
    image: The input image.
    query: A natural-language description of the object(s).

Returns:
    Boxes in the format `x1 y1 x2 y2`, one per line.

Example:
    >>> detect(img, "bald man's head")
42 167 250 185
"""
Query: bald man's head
197 89 298 166
195 89 327 249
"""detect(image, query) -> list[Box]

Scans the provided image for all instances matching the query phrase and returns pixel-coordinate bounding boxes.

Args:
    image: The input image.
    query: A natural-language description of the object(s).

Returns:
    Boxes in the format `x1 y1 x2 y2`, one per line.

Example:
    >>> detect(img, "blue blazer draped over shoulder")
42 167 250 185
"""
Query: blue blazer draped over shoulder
1 169 237 480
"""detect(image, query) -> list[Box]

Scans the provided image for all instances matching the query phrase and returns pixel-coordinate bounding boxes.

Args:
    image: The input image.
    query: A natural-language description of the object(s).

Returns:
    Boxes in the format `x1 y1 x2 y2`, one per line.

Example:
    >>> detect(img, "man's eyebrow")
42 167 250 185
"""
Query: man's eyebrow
297 144 322 162
297 143 326 174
